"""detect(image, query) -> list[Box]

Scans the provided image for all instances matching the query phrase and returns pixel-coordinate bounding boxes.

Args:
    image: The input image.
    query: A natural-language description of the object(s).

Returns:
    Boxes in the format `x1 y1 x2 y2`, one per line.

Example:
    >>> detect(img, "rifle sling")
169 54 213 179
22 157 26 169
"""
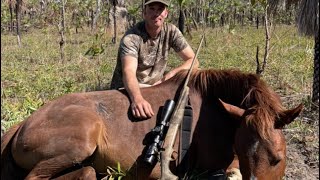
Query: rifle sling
177 98 193 175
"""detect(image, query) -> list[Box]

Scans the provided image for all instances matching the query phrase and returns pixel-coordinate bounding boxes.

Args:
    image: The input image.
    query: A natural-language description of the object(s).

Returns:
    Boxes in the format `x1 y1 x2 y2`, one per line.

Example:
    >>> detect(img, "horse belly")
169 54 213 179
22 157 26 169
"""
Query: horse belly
91 142 142 172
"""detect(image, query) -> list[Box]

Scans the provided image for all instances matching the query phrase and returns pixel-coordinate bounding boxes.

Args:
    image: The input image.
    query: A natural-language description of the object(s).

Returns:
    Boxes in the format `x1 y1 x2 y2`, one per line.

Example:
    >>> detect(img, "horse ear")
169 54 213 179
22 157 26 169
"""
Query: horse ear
275 104 303 128
218 99 245 119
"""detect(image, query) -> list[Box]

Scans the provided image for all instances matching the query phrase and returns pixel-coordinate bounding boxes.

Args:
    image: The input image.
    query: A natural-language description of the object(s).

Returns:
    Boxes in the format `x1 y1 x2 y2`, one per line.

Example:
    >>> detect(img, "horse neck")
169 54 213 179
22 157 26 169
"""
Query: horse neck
188 70 272 109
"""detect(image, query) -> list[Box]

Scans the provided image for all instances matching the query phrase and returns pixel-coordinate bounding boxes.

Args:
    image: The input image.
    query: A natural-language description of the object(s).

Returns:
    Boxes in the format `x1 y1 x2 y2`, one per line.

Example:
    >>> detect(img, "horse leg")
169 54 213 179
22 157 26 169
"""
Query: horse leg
52 166 97 180
24 154 75 180
24 151 95 180
12 108 104 180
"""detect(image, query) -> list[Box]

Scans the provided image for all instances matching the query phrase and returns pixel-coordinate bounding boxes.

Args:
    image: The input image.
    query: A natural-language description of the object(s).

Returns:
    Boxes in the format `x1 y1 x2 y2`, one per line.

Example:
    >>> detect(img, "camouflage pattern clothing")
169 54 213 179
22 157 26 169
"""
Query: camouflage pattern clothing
110 21 189 89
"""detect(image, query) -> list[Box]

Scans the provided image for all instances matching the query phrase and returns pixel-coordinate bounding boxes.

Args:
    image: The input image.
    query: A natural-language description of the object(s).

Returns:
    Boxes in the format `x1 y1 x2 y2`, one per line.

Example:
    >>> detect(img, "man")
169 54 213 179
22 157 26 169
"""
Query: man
110 0 199 119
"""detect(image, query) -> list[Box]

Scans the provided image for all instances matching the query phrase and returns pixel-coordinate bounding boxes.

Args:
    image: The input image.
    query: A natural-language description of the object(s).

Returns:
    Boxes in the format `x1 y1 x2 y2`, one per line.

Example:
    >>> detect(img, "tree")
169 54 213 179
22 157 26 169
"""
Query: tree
177 0 186 34
296 0 319 104
4 0 15 32
15 0 22 46
252 0 273 75
92 0 101 31
112 0 117 44
58 0 66 61
268 0 319 104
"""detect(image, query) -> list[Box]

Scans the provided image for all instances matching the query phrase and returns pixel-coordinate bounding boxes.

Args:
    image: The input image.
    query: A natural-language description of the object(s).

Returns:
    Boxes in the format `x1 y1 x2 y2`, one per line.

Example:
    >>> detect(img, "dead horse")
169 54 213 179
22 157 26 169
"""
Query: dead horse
1 68 302 180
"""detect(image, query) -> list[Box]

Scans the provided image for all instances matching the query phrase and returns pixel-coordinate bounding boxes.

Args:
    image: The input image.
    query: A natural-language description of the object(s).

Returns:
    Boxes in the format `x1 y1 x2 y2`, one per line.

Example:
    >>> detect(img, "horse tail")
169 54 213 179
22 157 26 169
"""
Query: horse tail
1 121 27 179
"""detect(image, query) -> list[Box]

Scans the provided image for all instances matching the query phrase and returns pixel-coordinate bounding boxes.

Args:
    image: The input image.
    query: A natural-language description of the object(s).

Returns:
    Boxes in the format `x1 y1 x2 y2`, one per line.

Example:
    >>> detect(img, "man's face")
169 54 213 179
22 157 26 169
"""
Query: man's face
144 2 168 28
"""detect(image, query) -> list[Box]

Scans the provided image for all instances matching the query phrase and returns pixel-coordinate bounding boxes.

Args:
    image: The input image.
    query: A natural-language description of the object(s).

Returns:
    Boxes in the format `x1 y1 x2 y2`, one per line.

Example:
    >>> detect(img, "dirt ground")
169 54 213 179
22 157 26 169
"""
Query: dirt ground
284 105 319 180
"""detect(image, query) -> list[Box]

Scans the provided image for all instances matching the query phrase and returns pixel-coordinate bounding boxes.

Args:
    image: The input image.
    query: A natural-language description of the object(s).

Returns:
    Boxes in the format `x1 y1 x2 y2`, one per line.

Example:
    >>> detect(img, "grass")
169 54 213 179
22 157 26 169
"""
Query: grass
1 25 315 130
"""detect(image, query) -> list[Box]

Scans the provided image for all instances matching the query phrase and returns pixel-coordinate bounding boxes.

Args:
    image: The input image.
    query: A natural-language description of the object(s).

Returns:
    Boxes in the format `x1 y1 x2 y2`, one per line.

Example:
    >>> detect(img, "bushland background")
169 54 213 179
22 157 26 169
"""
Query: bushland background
1 0 319 179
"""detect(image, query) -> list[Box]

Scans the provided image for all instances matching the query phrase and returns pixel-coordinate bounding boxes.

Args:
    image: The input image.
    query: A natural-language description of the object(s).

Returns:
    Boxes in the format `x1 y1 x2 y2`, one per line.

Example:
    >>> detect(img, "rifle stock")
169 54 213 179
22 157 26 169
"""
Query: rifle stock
159 35 204 180
160 87 189 180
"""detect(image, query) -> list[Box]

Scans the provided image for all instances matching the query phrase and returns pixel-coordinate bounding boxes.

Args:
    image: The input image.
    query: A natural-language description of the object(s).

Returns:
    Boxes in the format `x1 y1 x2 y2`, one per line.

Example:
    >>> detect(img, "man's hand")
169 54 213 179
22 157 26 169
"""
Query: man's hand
131 96 154 119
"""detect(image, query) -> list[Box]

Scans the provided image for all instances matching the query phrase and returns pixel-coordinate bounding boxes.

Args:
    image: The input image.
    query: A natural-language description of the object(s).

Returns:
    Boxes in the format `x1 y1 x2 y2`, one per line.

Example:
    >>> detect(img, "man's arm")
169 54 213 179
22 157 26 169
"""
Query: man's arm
122 55 155 119
154 46 199 84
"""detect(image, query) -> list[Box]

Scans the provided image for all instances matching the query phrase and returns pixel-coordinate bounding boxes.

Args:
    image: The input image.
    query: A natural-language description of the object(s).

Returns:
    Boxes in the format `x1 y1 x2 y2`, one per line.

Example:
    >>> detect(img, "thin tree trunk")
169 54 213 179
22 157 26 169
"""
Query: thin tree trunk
9 2 13 32
141 0 144 18
93 0 101 31
262 8 271 71
15 0 22 47
312 36 319 103
112 2 117 44
186 9 198 30
178 5 185 34
59 0 66 61
221 14 225 27
257 6 271 75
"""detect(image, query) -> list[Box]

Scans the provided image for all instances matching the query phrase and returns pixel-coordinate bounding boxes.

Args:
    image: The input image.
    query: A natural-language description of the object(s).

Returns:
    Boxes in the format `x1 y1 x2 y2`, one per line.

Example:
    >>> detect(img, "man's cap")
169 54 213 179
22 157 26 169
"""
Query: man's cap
144 0 169 6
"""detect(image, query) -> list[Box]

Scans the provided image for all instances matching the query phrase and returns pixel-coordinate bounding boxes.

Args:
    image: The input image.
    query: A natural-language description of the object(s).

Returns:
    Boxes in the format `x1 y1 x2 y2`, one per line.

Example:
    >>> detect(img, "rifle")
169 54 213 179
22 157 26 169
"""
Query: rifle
160 35 205 180
143 99 175 165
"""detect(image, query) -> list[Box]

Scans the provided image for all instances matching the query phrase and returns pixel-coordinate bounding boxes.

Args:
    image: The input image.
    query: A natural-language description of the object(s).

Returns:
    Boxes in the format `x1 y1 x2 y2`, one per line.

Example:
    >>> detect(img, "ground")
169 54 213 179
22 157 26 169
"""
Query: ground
284 103 319 180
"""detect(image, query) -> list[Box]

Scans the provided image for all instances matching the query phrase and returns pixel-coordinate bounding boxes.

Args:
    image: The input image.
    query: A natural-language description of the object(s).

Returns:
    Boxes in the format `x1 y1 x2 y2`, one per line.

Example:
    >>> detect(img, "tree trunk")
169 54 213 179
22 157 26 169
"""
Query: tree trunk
233 8 236 26
15 0 22 47
220 14 225 26
296 0 319 105
90 9 94 30
312 36 319 103
112 1 117 44
257 6 271 75
93 0 101 31
59 0 66 61
9 2 13 32
141 0 144 18
178 6 185 34
250 9 253 25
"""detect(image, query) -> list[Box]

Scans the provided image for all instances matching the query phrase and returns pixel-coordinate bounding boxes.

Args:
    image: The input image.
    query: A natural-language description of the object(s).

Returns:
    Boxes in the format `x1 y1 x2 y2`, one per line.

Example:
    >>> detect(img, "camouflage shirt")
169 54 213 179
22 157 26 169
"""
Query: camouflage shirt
110 21 189 89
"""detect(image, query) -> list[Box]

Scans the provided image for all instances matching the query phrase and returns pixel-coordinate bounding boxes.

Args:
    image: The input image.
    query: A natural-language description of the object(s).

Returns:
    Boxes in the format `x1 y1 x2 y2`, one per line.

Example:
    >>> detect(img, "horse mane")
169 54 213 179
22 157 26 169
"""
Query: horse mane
171 68 285 140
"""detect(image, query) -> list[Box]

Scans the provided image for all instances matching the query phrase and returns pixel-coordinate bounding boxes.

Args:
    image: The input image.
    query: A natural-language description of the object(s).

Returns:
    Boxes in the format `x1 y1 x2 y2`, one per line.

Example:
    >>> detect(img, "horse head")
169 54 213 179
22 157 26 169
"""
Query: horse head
219 99 303 180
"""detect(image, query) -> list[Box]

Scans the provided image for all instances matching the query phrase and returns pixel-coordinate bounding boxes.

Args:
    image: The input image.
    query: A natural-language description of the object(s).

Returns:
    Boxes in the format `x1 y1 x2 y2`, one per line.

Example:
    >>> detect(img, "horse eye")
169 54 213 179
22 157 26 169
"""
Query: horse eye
269 157 281 166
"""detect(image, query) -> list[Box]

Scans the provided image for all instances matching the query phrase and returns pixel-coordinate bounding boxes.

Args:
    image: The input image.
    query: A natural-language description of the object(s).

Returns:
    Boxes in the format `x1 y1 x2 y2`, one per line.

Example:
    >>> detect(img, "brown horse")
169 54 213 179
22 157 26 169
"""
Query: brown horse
1 68 302 180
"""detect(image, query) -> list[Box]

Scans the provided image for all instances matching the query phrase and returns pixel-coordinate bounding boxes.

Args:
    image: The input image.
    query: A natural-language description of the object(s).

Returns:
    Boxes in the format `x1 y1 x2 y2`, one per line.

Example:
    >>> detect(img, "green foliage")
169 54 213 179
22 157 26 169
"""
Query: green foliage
103 162 126 180
0 0 300 34
251 0 267 7
1 3 10 27
127 4 140 17
85 30 109 57
85 44 105 57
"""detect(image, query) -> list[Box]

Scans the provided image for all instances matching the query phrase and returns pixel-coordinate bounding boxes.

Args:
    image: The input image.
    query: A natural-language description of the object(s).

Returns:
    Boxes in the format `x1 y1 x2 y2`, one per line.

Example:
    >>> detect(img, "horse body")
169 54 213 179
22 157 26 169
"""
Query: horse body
9 89 177 179
1 69 302 180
